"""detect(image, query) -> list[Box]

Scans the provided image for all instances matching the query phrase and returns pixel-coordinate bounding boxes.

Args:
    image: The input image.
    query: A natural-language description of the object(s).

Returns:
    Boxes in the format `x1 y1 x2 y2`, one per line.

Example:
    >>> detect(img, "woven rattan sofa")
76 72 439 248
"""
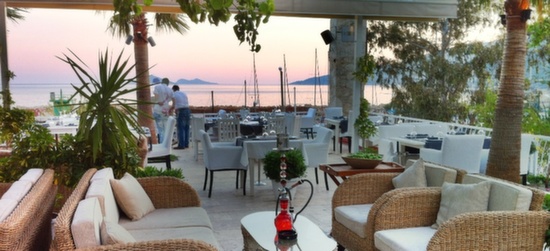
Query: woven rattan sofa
52 168 219 250
0 168 56 251
372 173 550 250
331 160 465 251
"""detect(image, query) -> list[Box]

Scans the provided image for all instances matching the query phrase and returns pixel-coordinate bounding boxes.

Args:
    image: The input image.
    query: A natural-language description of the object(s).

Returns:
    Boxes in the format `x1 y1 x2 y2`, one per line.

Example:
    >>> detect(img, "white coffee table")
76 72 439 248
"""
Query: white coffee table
241 211 336 251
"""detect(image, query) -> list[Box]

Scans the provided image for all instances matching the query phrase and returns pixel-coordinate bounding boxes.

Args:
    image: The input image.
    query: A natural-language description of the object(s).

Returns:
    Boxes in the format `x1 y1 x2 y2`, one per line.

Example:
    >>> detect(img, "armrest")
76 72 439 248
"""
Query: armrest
138 177 201 208
80 239 218 251
428 211 550 250
332 173 398 209
374 187 441 231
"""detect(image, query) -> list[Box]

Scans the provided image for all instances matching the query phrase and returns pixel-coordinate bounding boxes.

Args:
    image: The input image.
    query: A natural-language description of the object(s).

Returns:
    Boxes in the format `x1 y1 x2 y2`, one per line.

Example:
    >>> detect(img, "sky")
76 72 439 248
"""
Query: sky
6 8 330 85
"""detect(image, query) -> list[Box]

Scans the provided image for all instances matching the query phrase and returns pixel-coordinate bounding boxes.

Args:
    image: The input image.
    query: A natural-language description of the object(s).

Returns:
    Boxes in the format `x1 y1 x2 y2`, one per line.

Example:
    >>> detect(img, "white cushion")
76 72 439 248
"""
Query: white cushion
392 159 427 188
433 181 491 228
86 178 120 223
0 198 18 222
374 227 437 251
119 207 213 230
462 174 533 211
71 197 103 248
100 219 136 245
333 204 372 238
91 167 115 182
18 168 44 184
128 226 220 250
1 180 32 202
110 173 155 221
423 162 458 187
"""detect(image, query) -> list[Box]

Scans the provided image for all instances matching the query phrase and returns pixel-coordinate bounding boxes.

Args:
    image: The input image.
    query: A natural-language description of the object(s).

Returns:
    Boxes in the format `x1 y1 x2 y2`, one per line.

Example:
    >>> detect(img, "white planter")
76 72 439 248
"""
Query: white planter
271 179 299 200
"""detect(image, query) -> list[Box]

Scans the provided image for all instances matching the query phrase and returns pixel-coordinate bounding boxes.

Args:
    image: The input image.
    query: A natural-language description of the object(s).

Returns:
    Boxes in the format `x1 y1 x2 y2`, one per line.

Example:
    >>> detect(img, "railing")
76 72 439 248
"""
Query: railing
370 112 550 176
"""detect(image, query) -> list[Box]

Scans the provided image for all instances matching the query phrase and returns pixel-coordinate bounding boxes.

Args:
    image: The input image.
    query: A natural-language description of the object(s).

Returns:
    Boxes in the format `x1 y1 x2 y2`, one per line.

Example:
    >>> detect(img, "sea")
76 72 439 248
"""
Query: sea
9 83 392 110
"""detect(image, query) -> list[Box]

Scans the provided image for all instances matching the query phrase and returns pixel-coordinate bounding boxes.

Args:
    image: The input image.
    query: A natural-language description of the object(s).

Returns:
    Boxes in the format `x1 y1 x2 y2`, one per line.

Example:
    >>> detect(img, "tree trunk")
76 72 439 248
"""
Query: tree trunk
132 14 157 144
486 0 525 183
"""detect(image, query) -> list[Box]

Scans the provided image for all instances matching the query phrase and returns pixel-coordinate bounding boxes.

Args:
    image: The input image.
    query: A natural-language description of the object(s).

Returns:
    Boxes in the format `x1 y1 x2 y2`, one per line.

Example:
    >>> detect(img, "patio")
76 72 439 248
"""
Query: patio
148 143 348 251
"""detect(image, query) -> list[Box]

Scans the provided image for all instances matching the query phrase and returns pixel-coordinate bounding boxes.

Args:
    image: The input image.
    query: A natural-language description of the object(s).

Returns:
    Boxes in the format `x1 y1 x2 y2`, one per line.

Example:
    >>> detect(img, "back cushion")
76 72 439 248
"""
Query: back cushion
72 197 103 248
462 174 532 211
0 198 18 222
91 168 115 182
424 163 458 187
86 178 120 223
19 168 44 184
1 180 32 202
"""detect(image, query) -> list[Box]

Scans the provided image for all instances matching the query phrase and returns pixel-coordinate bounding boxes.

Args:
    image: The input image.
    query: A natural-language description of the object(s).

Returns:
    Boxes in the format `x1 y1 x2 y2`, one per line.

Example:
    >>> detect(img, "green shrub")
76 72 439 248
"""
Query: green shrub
133 166 184 179
263 149 306 182
544 193 550 211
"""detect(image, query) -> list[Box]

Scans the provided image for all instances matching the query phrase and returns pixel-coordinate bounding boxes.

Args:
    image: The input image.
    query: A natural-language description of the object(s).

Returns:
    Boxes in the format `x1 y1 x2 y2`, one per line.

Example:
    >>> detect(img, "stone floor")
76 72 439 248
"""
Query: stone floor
148 142 348 251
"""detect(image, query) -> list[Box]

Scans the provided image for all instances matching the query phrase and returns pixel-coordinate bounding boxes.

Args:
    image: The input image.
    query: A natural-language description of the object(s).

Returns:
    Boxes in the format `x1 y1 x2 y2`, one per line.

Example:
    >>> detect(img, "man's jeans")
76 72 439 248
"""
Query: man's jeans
154 112 167 143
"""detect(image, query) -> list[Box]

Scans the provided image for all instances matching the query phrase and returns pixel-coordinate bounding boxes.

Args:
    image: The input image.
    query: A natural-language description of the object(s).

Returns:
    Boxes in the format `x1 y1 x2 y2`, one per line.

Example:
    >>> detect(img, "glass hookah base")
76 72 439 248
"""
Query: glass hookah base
278 230 298 240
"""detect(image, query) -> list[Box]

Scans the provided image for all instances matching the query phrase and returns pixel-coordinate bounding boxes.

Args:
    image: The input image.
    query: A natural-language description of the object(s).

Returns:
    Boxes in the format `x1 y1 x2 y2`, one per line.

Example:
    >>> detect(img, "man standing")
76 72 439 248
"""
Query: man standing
152 77 173 143
171 85 190 149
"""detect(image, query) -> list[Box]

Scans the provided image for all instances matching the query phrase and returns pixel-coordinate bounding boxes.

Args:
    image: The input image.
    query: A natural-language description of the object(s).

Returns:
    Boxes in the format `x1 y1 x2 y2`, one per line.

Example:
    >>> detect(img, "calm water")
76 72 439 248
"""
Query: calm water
10 83 392 109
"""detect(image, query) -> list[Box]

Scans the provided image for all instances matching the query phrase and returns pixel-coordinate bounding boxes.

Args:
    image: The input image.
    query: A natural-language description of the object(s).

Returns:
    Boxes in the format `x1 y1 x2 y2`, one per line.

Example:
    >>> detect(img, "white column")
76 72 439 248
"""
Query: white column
351 16 365 153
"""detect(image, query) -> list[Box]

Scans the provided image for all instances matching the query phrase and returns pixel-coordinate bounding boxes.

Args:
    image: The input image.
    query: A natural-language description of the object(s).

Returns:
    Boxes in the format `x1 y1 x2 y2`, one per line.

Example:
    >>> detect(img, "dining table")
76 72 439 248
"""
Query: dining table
239 136 307 196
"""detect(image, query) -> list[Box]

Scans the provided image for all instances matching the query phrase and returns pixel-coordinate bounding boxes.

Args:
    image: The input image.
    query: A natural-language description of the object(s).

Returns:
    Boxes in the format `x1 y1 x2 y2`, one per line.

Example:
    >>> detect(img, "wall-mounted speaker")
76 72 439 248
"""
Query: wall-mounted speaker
320 30 334 44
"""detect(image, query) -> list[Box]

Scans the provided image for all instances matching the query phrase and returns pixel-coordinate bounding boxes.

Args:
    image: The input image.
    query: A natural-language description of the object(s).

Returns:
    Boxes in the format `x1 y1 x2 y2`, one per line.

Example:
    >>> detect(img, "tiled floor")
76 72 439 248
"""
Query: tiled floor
149 142 348 251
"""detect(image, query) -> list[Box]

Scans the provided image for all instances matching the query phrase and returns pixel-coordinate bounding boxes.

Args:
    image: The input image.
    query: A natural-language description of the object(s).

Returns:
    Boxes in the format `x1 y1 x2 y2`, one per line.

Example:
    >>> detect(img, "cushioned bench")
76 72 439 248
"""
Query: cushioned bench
52 168 220 250
373 173 549 250
0 168 56 251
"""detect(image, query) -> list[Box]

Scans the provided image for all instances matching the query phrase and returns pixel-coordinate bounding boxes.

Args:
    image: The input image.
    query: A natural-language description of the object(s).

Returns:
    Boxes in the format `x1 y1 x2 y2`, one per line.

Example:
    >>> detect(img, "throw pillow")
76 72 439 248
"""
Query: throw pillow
432 181 491 228
392 159 427 188
110 172 155 221
100 219 136 245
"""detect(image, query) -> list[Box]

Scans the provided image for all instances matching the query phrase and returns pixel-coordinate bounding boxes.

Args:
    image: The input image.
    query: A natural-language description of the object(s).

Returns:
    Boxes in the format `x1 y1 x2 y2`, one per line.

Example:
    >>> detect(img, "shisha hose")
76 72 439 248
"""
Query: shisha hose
274 178 314 222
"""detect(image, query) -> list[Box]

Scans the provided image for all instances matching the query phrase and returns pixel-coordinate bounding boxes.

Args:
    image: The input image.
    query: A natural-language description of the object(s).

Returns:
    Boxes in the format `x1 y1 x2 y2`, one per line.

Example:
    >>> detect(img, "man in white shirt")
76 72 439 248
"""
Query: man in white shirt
152 77 173 143
171 85 190 149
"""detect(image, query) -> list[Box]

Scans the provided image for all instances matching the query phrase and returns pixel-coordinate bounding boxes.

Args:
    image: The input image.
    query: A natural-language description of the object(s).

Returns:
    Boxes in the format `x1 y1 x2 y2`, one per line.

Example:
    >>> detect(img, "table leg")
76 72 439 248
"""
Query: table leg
249 158 255 196
255 160 266 186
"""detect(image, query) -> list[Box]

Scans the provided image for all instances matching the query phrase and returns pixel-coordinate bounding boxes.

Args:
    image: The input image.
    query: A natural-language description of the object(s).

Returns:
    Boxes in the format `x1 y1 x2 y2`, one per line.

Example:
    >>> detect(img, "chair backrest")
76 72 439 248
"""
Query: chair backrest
313 126 334 144
440 134 485 173
301 108 316 128
191 115 205 142
267 116 285 134
217 118 240 142
413 123 450 135
324 107 343 120
520 133 535 175
162 116 176 148
284 113 301 137
306 108 316 118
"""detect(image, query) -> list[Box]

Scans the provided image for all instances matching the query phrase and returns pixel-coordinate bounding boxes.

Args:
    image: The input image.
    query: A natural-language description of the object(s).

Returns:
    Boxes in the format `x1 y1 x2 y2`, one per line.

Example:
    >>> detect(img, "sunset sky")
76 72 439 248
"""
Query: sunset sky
7 8 330 85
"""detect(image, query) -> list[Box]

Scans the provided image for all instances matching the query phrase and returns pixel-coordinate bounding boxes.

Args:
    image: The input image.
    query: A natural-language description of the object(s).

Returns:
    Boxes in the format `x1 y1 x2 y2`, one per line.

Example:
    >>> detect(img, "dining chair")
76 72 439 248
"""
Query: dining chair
284 113 301 138
191 115 205 161
147 116 176 170
200 130 247 198
324 107 343 121
216 117 240 142
300 108 316 139
303 126 333 190
266 115 285 134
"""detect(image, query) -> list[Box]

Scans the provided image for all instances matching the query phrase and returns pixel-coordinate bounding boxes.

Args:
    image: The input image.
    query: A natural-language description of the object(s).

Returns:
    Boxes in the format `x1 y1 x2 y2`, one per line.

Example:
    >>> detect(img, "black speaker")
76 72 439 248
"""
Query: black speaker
320 30 334 44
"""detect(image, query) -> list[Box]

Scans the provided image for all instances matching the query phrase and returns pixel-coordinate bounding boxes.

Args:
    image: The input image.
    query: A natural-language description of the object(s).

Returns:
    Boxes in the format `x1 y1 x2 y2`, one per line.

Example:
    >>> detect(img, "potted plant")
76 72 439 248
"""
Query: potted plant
341 147 383 169
355 98 378 145
263 149 307 197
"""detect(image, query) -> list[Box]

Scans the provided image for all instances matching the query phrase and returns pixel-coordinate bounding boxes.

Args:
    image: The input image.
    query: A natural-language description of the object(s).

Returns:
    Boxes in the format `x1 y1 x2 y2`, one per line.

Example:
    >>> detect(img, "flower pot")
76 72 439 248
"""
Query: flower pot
341 157 381 169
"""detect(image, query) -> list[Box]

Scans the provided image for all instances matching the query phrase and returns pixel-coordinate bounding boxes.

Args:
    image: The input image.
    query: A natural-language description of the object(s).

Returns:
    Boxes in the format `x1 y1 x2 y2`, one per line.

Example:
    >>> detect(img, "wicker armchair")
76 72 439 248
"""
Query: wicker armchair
373 183 550 250
0 169 56 251
52 168 218 251
331 162 466 251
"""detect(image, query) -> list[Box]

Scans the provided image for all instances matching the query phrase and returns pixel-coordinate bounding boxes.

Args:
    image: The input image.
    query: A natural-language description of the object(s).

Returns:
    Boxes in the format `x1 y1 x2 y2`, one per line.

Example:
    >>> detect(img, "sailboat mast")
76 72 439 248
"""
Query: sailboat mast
253 53 260 109
244 80 247 108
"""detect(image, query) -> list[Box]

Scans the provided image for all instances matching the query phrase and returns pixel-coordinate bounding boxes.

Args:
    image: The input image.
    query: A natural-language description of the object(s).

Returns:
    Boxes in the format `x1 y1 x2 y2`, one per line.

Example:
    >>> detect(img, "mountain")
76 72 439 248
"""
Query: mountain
149 75 217 85
290 75 328 85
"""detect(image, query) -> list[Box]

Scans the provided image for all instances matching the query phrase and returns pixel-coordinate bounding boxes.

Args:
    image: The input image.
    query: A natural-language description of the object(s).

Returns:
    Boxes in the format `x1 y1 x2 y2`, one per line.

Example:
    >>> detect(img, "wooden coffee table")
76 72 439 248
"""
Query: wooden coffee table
241 211 336 251
320 162 404 186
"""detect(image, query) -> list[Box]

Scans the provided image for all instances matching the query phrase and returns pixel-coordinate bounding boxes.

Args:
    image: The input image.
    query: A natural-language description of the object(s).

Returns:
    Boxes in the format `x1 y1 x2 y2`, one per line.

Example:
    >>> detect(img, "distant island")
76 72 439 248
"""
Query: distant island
149 75 217 85
290 75 328 85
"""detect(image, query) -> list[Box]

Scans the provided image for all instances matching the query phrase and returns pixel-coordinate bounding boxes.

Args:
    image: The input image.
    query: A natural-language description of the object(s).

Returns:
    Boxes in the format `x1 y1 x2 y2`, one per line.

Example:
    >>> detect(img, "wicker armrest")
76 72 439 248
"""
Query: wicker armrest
79 239 218 251
138 177 201 208
428 210 550 250
332 173 398 209
374 187 442 231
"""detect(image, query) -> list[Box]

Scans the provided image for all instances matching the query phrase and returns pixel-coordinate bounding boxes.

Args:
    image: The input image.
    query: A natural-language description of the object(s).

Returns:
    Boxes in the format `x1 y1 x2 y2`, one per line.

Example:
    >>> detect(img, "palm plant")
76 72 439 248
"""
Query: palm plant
57 49 144 177
108 12 190 144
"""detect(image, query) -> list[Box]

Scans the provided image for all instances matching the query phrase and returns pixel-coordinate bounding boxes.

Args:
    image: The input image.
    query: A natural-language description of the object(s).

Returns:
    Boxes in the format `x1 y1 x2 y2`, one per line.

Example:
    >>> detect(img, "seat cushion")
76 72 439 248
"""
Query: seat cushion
433 181 491 228
462 174 533 211
101 220 136 245
392 159 427 188
110 173 155 221
71 197 103 248
334 204 372 238
128 226 220 250
119 207 213 230
86 177 120 223
374 226 437 251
